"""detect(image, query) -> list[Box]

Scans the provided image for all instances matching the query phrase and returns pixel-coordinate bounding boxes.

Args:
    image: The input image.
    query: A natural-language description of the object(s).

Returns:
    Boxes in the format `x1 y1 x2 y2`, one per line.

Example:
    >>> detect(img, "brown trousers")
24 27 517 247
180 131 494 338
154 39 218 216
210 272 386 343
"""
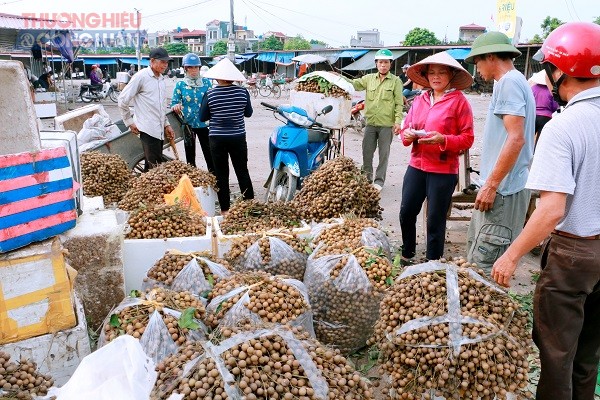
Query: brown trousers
533 234 600 400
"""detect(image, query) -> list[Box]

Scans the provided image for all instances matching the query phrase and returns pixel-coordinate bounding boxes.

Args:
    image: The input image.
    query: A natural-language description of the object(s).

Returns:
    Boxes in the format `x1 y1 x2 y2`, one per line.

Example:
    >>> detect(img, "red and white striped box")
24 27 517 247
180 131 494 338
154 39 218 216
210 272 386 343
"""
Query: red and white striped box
0 147 77 253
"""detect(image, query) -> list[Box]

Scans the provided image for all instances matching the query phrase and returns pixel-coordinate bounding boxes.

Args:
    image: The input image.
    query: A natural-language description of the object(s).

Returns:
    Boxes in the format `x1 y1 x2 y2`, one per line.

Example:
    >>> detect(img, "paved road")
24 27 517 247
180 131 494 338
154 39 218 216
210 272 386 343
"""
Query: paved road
51 79 539 293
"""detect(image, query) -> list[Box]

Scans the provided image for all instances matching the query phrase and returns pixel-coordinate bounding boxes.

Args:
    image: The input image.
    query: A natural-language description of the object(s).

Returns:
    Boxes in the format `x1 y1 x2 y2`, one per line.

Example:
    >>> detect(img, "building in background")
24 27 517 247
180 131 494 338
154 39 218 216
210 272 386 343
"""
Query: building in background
459 23 487 42
173 29 206 53
350 29 383 47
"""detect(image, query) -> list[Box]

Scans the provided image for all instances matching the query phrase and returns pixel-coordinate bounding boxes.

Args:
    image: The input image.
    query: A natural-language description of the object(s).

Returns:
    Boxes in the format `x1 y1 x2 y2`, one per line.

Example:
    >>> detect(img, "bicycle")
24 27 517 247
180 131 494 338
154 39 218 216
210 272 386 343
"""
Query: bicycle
257 75 281 98
244 79 259 98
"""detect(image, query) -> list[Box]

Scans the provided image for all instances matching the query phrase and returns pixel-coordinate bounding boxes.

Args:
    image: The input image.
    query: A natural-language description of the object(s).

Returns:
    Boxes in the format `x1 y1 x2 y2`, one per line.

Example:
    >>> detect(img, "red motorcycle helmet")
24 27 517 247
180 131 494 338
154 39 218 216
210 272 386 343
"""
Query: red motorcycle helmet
534 22 600 78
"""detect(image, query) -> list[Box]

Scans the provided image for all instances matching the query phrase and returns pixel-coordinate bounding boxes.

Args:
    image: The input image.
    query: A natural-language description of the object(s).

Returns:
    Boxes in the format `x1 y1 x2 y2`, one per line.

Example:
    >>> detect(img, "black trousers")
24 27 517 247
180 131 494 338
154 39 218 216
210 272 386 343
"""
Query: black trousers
399 165 457 260
139 131 164 172
186 127 214 173
533 234 600 400
209 135 254 212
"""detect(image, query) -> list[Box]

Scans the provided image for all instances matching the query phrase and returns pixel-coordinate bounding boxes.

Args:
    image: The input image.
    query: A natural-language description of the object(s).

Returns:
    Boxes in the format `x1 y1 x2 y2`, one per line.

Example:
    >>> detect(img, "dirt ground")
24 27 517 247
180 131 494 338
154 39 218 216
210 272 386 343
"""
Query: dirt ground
55 82 538 294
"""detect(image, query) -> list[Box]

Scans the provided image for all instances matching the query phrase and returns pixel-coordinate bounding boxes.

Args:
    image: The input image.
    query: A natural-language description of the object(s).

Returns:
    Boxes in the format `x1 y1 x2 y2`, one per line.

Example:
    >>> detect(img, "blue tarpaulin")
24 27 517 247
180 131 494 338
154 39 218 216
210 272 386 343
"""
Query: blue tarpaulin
119 58 150 66
256 52 294 64
82 58 117 65
337 49 369 59
445 49 471 60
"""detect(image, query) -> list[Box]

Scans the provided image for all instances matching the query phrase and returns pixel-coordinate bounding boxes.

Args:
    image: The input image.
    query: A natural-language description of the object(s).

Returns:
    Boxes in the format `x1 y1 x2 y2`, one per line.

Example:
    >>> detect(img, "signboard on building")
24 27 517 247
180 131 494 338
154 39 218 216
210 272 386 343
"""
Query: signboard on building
496 0 521 43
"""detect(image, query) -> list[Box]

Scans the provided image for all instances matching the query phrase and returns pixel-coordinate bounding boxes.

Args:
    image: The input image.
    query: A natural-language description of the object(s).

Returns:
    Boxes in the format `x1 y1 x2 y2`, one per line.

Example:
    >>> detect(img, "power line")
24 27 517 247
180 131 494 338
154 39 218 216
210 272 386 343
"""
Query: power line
568 0 581 20
142 0 217 21
242 0 346 46
240 0 274 32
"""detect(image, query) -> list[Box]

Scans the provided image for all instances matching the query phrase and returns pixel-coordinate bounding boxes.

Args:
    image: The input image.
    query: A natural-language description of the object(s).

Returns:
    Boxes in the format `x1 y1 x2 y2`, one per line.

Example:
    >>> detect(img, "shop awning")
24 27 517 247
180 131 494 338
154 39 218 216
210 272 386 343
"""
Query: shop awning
337 49 369 59
445 49 470 60
256 52 294 64
341 50 407 71
119 57 150 66
82 57 117 65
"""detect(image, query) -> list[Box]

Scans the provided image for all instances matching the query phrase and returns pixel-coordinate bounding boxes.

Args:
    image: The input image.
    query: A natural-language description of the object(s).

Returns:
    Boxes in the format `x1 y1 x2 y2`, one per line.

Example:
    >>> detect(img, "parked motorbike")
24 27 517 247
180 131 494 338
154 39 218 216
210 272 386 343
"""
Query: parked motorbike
403 90 422 113
80 76 118 103
262 102 336 202
350 99 366 130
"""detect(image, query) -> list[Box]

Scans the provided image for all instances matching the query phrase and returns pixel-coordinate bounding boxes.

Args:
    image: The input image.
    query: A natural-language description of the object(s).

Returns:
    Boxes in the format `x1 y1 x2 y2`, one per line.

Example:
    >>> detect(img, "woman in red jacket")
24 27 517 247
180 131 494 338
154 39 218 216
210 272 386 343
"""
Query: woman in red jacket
399 51 474 263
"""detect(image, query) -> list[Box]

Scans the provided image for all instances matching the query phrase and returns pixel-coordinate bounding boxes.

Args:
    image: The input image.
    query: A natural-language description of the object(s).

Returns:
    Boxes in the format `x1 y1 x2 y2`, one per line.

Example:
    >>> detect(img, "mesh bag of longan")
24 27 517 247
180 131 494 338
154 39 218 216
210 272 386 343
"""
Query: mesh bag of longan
143 250 232 296
225 231 310 281
304 243 397 354
98 297 208 364
0 351 55 399
371 260 531 400
150 325 374 400
205 272 315 336
310 217 391 259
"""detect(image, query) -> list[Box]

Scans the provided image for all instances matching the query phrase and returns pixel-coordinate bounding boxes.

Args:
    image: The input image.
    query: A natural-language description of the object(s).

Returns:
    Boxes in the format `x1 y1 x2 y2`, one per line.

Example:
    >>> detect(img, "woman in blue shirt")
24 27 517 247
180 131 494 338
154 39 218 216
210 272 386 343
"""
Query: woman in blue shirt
171 53 213 171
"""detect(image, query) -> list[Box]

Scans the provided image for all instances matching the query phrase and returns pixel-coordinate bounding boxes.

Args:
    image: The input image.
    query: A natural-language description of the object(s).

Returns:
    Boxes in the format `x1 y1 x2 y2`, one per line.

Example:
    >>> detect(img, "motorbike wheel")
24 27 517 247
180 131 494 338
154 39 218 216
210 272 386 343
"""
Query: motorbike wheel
249 86 258 98
265 166 297 202
272 85 281 99
80 89 93 103
108 88 118 103
259 85 271 97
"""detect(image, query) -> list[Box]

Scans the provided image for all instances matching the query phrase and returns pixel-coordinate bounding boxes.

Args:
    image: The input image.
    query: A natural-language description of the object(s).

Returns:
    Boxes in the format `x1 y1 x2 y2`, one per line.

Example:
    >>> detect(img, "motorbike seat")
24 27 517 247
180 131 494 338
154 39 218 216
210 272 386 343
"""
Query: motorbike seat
307 128 329 143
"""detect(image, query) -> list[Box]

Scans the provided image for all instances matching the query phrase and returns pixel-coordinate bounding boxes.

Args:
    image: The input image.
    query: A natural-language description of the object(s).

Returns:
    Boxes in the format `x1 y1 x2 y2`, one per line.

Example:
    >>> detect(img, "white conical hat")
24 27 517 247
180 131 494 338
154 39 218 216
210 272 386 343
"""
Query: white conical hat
203 58 246 81
407 51 473 90
528 70 547 86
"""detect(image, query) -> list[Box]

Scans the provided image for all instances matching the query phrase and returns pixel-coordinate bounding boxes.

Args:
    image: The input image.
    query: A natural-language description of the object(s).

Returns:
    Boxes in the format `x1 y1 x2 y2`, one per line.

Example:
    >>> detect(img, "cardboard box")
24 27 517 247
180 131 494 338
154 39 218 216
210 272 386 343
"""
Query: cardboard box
0 147 77 253
122 218 213 292
212 216 311 258
0 238 76 345
290 90 352 129
0 293 91 386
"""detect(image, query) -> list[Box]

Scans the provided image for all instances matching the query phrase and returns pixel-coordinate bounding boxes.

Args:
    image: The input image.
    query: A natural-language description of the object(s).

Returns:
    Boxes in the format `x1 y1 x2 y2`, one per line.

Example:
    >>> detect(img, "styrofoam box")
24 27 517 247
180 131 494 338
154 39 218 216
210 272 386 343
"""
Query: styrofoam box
290 90 352 129
212 216 311 258
0 293 91 387
40 130 82 214
123 218 213 292
194 186 217 217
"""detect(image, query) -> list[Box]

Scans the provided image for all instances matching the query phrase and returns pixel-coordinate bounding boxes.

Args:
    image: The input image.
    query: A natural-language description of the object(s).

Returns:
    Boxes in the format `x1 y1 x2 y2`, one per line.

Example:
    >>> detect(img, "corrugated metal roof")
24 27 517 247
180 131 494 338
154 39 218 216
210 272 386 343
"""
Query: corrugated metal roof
0 12 71 30
342 50 408 71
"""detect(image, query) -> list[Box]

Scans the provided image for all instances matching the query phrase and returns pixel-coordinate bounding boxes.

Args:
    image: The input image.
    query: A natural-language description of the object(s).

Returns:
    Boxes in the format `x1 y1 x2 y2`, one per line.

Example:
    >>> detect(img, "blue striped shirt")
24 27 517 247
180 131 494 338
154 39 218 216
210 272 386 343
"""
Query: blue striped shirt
200 84 253 137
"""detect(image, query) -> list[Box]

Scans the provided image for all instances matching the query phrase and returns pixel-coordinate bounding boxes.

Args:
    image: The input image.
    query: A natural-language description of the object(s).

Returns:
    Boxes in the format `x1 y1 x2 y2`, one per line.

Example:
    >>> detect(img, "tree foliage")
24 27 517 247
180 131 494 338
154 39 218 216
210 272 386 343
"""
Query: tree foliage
403 28 441 46
162 42 189 55
259 36 284 51
529 34 544 44
310 39 328 47
211 40 228 56
594 16 600 25
284 35 311 50
540 16 564 38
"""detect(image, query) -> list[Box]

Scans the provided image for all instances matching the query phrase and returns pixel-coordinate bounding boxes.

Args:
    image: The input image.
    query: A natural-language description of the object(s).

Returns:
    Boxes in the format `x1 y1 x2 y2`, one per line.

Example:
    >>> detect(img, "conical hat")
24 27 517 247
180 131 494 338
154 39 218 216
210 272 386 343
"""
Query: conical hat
203 58 246 82
528 70 547 86
407 51 473 91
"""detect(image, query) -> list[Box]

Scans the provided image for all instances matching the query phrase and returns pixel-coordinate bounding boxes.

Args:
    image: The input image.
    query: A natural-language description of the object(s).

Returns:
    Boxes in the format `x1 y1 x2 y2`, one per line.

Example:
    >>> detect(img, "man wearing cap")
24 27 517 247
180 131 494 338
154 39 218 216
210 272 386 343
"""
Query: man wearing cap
464 32 535 274
118 47 175 171
345 49 403 190
491 22 600 399
400 64 419 98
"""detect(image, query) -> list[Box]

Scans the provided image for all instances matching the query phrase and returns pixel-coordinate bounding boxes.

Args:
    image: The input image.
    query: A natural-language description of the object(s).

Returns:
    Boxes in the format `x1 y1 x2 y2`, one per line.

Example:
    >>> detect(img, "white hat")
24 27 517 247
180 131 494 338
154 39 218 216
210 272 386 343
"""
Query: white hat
407 51 473 91
528 70 547 86
203 58 245 82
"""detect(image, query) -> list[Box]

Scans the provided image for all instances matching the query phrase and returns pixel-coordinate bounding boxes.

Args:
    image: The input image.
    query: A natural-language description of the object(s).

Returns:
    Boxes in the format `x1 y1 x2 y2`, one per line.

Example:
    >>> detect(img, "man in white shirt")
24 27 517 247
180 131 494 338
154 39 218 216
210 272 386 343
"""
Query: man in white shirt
118 47 175 171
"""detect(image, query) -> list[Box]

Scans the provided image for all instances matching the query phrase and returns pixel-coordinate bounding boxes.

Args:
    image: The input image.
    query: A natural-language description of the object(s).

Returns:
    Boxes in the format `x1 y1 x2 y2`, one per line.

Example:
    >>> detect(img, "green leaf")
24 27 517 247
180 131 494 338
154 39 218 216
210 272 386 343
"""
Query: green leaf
178 308 200 330
207 274 215 287
393 254 402 267
215 300 225 315
385 276 394 285
304 245 313 254
365 257 377 268
129 289 141 298
109 314 121 328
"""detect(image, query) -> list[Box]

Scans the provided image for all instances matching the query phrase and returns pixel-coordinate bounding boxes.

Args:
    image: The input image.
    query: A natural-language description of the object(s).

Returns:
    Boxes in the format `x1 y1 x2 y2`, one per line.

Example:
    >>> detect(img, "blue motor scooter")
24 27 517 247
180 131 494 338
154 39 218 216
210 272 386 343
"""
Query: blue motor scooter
262 102 336 202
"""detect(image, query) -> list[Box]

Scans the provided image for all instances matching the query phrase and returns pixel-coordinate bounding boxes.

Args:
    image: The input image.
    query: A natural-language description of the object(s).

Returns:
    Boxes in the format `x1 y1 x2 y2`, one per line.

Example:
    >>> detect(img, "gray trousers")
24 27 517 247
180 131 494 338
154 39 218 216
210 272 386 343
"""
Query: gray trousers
466 189 531 274
363 125 393 186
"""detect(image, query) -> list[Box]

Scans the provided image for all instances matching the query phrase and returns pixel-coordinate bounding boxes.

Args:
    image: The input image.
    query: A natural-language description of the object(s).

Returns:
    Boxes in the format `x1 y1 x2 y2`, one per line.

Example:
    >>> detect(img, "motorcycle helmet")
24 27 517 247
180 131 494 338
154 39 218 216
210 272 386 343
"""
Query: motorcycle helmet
374 49 394 61
182 53 201 67
200 65 209 76
533 22 600 78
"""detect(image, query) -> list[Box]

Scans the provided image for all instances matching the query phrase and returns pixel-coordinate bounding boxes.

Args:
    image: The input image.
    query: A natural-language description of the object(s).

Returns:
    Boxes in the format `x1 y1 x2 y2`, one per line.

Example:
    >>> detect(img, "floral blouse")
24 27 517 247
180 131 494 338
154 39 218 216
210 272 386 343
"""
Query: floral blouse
171 78 212 128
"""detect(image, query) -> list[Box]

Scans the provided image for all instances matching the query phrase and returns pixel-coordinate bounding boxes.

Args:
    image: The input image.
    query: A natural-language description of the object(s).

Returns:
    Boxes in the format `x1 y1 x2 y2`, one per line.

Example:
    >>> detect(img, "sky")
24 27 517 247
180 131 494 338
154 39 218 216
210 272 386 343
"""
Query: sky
3 0 599 47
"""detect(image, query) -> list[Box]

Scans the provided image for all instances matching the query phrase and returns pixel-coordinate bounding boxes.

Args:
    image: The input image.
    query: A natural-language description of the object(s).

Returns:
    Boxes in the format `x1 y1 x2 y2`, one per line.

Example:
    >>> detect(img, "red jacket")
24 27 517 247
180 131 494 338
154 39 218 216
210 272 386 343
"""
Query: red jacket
401 90 474 174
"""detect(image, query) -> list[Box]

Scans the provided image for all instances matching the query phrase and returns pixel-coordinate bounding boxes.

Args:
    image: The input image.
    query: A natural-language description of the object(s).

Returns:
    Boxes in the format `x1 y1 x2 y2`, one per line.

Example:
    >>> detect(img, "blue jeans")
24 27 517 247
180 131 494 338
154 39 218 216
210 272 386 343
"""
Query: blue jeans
403 89 420 98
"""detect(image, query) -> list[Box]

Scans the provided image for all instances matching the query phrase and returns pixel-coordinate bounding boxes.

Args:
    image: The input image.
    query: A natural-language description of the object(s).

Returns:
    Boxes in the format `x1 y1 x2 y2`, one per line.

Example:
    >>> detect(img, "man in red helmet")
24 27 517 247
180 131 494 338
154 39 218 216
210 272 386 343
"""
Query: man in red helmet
491 22 600 400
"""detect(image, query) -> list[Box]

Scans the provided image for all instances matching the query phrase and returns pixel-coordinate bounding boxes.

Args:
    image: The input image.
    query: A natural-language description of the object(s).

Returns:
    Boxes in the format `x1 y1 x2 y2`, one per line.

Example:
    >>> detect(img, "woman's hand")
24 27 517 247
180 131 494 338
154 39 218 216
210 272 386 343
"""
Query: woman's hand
417 131 445 145
403 129 418 143
172 104 183 114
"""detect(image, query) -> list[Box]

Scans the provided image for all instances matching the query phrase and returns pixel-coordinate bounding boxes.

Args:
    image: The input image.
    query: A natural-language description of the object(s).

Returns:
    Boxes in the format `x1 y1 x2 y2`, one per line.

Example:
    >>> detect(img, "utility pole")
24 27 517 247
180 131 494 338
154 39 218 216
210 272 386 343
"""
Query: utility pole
135 8 141 70
227 0 235 61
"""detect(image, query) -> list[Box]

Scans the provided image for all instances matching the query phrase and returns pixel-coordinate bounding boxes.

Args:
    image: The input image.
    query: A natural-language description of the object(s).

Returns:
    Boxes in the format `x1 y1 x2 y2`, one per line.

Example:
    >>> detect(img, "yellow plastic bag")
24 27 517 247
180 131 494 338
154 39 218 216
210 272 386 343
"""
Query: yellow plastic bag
164 174 206 215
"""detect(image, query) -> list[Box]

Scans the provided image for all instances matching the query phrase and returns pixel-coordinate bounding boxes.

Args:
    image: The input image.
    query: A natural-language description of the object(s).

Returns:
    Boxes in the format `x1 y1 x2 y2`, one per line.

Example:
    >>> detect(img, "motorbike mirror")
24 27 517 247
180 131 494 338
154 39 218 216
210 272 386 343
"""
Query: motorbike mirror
321 105 334 115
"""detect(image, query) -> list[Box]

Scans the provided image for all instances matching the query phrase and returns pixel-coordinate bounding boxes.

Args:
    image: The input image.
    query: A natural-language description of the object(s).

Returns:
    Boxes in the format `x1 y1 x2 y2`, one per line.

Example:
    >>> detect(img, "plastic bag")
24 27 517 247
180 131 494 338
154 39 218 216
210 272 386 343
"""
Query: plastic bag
143 251 232 296
304 250 384 354
98 297 208 364
164 174 205 215
230 234 309 280
205 273 315 336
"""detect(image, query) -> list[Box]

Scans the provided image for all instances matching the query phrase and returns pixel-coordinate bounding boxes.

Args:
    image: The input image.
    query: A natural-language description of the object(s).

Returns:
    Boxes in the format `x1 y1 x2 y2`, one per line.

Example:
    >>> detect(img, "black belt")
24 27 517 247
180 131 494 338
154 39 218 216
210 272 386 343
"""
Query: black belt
552 230 600 240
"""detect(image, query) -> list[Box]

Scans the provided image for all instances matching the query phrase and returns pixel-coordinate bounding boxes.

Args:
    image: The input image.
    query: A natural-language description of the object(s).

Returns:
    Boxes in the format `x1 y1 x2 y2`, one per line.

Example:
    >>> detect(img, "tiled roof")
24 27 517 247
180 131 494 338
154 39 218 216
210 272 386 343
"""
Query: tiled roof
0 12 74 29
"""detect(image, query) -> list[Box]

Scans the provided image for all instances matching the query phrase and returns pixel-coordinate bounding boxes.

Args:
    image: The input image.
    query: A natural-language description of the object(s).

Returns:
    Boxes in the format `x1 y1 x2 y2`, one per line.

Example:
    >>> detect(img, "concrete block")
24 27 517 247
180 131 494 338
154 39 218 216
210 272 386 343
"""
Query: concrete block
53 104 109 132
0 60 41 155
